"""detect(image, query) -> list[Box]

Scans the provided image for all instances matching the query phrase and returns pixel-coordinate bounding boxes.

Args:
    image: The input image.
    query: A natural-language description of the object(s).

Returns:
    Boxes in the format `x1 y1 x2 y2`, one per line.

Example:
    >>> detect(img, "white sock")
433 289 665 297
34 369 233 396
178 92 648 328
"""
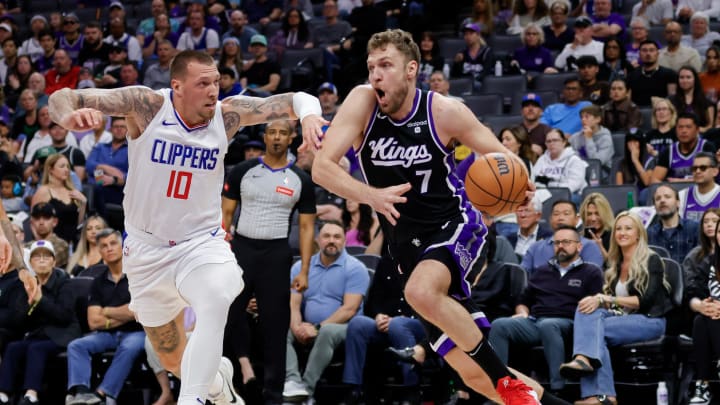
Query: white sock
208 372 224 397
0 393 7 402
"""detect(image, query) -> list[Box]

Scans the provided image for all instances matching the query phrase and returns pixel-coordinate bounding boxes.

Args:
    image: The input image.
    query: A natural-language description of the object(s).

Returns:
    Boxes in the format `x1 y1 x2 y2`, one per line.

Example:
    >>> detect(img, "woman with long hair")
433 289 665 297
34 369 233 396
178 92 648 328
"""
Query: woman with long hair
598 37 632 83
683 208 720 304
645 97 677 158
417 31 445 90
580 193 615 261
602 78 642 133
30 154 87 245
671 65 714 133
615 130 654 193
268 8 313 58
700 46 720 103
499 125 537 171
560 211 672 405
218 37 244 80
507 0 550 35
66 215 108 276
461 0 495 37
686 219 720 404
342 199 379 247
5 55 35 111
511 23 554 74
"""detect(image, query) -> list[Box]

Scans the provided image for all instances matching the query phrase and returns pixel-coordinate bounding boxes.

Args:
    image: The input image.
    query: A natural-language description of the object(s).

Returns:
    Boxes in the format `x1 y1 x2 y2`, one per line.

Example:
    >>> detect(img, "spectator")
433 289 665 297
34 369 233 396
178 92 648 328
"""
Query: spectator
632 0 673 26
554 16 604 71
78 115 111 159
577 55 609 105
627 40 678 107
11 89 40 154
342 253 426 404
47 12 62 38
85 116 128 217
66 215 107 276
428 71 463 101
0 240 80 405
240 34 281 96
676 0 720 21
18 105 52 165
589 0 626 41
312 0 352 83
244 0 283 25
269 7 313 58
117 61 141 87
1 175 25 213
519 93 551 155
341 198 378 247
417 31 445 90
598 37 631 83
700 46 720 102
64 229 146 405
141 13 180 60
461 0 495 37
137 0 180 40
222 10 259 54
651 113 715 182
217 37 244 80
507 0 550 35
34 122 85 183
646 97 678 157
218 67 242 100
684 13 720 65
616 129 655 194
671 66 715 132
140 44 171 91
626 17 651 68
58 13 83 64
0 217 28 352
451 23 495 91
94 43 127 89
683 208 720 301
521 199 605 273
5 55 36 113
18 73 47 120
533 129 589 202
580 192 614 262
26 203 69 268
0 38 18 88
543 0 574 52
241 139 264 161
659 22 703 73
512 23 554 74
44 50 80 96
648 184 700 263
507 195 553 258
33 30 55 75
679 152 720 221
78 22 111 76
103 18 142 63
490 225 604 393
570 104 613 174
315 82 339 121
559 211 672 405
602 79 642 133
177 10 220 57
540 77 592 134
19 15 50 64
283 220 369 403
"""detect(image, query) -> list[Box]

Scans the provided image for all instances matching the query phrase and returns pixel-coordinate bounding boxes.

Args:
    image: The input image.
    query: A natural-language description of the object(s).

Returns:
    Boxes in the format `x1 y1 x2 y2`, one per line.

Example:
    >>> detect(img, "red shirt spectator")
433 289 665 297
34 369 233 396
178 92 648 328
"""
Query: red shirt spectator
44 49 80 95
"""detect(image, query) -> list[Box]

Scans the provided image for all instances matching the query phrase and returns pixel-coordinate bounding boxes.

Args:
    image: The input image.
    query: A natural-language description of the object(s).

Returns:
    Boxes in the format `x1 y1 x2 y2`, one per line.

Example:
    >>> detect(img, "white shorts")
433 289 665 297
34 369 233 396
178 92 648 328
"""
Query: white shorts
124 231 242 327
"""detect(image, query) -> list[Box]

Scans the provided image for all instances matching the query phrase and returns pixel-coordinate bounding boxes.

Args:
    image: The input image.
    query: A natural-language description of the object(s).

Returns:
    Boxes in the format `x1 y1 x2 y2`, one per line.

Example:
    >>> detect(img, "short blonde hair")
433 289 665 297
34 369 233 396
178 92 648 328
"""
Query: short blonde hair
579 193 614 233
521 22 545 46
651 97 677 129
367 29 420 65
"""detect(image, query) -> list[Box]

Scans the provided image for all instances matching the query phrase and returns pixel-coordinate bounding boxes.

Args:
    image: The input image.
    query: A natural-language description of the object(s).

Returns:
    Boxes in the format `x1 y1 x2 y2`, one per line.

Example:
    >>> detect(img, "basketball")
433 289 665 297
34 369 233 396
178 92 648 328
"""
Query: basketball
464 152 529 217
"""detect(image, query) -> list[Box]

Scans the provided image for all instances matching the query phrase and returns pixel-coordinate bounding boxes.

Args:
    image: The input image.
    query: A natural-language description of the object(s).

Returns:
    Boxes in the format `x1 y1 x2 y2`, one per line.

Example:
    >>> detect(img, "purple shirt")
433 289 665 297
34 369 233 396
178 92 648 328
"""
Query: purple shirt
513 46 554 73
591 13 627 42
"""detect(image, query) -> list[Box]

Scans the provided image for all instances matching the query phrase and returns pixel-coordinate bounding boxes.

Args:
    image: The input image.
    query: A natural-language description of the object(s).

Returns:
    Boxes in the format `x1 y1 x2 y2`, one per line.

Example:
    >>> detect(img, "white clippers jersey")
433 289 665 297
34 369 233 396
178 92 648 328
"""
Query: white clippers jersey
124 88 227 244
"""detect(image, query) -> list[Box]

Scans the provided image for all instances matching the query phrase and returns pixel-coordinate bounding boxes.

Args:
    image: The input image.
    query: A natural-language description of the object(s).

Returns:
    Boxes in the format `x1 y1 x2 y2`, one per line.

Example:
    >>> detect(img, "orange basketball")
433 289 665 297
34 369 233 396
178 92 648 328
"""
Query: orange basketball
464 152 529 217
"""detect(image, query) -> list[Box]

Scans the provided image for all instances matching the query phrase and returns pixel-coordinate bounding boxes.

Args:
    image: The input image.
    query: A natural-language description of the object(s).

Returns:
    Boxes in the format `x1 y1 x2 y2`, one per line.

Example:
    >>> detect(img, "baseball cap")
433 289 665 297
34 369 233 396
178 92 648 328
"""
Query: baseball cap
33 145 57 165
574 16 593 28
31 202 57 218
576 55 599 67
243 139 265 150
250 34 267 47
463 23 481 33
30 14 47 24
521 93 543 108
317 82 337 96
29 240 55 257
109 1 124 10
0 23 12 34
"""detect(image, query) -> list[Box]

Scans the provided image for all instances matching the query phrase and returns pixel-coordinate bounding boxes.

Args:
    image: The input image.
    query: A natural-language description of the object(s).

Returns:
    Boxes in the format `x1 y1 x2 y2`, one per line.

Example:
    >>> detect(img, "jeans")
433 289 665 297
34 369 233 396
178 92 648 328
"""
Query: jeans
286 324 347 395
342 316 426 387
66 330 146 398
572 309 665 397
489 316 573 390
0 338 62 393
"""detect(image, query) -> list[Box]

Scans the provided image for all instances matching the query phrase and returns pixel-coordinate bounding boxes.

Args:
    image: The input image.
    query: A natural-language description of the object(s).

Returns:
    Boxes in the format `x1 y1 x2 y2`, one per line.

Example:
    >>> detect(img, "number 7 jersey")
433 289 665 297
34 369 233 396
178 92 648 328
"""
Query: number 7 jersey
124 88 227 244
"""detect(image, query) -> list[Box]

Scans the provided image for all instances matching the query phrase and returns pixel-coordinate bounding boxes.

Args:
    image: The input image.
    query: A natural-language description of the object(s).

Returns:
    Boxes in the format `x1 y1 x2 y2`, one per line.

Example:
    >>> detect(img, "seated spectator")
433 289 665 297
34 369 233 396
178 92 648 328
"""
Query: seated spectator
659 22 702 73
177 10 220 57
580 193 614 262
577 56 609 105
417 32 445 90
508 196 553 258
64 229 146 405
1 175 26 213
311 0 352 83
554 16 604 72
490 225 604 393
103 17 142 63
676 0 720 22
512 23 554 74
559 211 672 405
645 97 678 158
4 55 35 113
27 122 85 184
615 129 655 196
0 240 80 405
543 0 574 52
589 0 626 41
58 13 83 64
19 105 52 165
219 67 243 100
78 115 111 159
44 49 80 96
519 93 551 156
15 73 47 120
647 184 700 263
26 202 69 270
684 12 720 65
217 37 244 80
66 215 108 276
540 78 592 134
117 61 141 87
283 220 369 402
222 10 259 54
679 152 720 221
11 89 39 153
570 104 613 171
269 7 313 58
141 13 180 60
521 199 604 273
627 40 678 107
244 0 283 25
683 208 719 309
341 198 379 248
461 0 496 38
506 0 550 35
602 79 642 133
700 46 720 101
598 37 632 83
451 23 495 91
137 0 180 40
142 40 173 91
240 35 281 96
317 82 341 121
632 0 673 26
0 219 29 354
500 125 537 173
85 117 129 217
78 22 111 75
19 14 50 64
651 113 715 183
671 66 715 133
342 254 426 405
533 129 589 200
626 17 652 68
33 30 55 75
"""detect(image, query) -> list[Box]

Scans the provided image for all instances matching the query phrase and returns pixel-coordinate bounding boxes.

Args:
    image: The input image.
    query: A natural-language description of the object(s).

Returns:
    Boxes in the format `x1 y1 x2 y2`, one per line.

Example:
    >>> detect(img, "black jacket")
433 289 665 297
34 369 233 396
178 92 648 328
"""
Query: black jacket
364 255 414 319
0 269 27 341
606 253 674 318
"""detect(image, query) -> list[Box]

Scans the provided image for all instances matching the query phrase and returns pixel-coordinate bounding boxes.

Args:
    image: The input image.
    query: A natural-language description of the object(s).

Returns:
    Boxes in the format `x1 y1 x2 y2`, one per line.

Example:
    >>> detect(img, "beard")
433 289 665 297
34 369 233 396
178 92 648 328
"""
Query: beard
657 206 677 220
378 82 410 116
322 245 341 258
556 251 574 263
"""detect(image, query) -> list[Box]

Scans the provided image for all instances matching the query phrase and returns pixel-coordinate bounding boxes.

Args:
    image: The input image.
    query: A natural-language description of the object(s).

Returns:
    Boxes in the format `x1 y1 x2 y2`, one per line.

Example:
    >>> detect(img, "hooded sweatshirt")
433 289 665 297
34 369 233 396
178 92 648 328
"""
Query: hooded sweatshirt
532 146 588 194
569 125 613 169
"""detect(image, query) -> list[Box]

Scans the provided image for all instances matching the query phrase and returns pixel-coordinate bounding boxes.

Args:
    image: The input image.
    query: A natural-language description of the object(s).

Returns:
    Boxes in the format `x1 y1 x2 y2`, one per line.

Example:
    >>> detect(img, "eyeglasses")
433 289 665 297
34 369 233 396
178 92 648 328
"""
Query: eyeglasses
31 253 54 260
545 138 563 144
553 239 579 246
655 106 670 111
691 165 715 172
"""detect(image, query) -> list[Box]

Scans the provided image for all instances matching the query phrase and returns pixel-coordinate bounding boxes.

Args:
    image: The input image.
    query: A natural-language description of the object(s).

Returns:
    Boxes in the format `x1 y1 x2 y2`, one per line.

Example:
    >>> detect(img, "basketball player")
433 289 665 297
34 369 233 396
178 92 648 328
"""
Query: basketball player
310 30 566 405
48 50 325 405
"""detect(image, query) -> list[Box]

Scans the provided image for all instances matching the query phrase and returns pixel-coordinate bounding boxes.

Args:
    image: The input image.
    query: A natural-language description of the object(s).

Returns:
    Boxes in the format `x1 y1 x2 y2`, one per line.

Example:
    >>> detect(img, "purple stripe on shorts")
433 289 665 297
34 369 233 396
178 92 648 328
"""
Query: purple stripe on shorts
432 312 492 357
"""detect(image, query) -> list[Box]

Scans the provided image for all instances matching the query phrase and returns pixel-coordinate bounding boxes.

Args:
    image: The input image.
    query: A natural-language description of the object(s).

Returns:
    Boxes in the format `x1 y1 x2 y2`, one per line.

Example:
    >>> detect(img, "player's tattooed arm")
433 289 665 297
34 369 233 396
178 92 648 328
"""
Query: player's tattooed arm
221 93 297 138
146 321 182 353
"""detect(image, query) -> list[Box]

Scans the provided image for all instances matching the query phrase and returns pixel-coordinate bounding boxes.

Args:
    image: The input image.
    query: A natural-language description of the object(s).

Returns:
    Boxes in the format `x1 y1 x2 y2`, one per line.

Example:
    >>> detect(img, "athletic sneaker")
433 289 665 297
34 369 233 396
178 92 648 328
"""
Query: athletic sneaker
496 376 540 405
67 392 102 405
209 357 244 405
689 381 711 405
283 380 310 402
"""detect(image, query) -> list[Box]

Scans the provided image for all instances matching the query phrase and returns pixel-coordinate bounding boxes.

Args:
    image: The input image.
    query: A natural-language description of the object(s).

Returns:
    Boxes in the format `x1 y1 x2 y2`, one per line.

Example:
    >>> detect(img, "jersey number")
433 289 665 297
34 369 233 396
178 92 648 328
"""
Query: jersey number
415 170 431 194
166 170 192 200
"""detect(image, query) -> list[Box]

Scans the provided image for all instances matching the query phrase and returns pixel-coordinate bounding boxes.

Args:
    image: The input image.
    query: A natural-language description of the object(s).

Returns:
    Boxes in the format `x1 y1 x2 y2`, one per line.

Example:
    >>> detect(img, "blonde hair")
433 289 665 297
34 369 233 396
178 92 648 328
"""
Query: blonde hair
579 193 615 233
66 215 108 274
42 154 75 191
367 29 420 65
651 96 677 129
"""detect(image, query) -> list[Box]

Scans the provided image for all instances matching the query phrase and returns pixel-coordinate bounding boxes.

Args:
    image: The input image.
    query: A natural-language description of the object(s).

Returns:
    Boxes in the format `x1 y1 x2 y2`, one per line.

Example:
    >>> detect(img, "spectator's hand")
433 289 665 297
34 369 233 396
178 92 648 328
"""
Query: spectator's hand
582 125 593 139
69 189 87 205
375 313 390 332
646 143 657 157
153 30 164 42
259 17 270 25
99 174 115 187
531 144 544 157
60 107 104 132
342 38 352 51
578 294 601 314
454 52 463 63
7 73 19 90
367 183 412 226
298 114 329 152
292 322 317 344
291 272 308 292
246 297 258 315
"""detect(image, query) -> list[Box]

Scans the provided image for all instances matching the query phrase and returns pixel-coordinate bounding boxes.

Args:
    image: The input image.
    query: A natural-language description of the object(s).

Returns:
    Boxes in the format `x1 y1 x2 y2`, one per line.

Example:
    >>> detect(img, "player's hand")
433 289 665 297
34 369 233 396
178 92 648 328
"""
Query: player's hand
61 108 104 132
291 272 308 292
298 114 329 152
369 183 412 226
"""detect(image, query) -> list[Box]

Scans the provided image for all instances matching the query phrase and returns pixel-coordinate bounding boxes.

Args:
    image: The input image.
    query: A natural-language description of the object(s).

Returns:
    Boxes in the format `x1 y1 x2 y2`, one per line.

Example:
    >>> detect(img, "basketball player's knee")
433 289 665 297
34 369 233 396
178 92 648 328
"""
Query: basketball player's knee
404 280 436 314
157 351 182 375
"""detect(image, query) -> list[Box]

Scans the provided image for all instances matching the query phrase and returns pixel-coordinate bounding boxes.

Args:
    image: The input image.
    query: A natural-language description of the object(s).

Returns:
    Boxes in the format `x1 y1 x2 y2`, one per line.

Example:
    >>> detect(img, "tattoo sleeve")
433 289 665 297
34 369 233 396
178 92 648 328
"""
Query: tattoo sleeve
146 321 181 353
221 93 296 136
0 219 25 271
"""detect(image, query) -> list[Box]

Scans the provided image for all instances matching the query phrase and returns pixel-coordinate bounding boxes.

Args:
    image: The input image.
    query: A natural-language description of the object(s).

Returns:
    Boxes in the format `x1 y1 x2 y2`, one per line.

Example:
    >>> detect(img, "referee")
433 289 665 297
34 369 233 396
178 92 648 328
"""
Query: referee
221 120 316 405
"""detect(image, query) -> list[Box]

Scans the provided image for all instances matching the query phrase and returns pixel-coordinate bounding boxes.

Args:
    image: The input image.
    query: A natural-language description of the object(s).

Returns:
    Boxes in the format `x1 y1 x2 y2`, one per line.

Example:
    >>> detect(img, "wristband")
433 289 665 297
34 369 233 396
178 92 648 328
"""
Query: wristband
292 92 321 122
105 318 111 330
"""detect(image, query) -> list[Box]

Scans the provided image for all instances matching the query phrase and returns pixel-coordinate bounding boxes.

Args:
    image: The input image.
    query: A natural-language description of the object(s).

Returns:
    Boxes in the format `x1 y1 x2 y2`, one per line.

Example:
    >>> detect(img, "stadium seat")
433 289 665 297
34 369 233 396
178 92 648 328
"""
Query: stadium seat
438 38 465 63
487 35 523 54
612 132 625 158
532 72 578 92
354 253 380 270
541 187 571 219
639 108 653 132
644 181 694 203
465 94 503 116
581 184 638 213
482 114 522 134
449 77 473 97
345 245 367 255
649 245 671 258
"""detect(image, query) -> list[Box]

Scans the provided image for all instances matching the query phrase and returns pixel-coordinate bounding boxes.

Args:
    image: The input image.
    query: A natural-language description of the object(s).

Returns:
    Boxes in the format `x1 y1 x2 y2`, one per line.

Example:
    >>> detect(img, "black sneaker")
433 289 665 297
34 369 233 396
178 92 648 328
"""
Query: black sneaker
17 397 39 405
689 381 711 405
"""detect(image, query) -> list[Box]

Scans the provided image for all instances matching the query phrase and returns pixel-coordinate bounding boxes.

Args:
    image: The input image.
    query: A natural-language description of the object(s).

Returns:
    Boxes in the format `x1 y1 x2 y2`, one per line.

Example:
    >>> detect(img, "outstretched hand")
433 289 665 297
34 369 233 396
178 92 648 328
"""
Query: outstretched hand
60 108 104 132
298 114 329 152
368 183 412 226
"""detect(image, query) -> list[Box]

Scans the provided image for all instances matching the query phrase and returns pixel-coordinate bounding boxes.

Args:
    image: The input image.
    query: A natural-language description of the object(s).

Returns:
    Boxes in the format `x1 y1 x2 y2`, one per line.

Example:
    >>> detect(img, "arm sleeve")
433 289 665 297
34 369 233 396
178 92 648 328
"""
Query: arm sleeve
222 160 254 200
292 166 317 215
